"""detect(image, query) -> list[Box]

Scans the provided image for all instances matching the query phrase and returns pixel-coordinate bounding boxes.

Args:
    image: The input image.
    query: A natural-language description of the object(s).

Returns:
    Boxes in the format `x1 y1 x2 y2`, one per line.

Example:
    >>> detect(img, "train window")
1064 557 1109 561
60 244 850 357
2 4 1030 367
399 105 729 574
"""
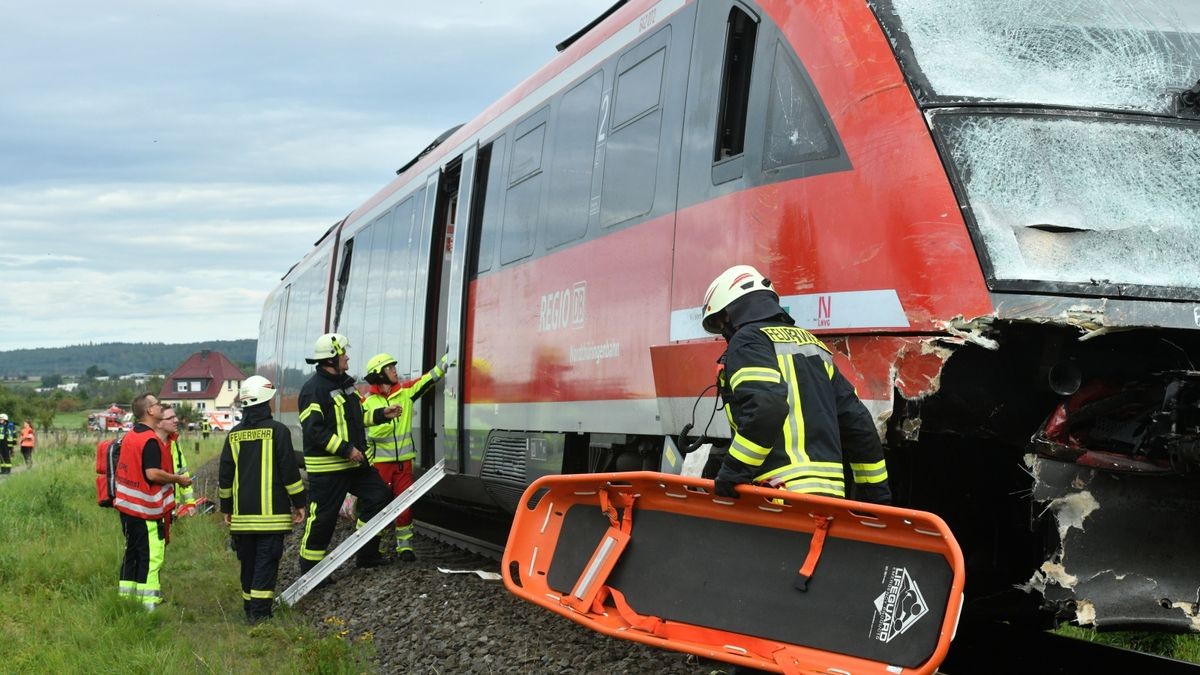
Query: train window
362 212 393 355
509 120 546 185
546 71 604 249
281 256 328 392
339 225 372 346
383 196 417 373
502 111 548 264
714 6 758 163
475 135 506 275
762 40 838 171
601 27 671 228
332 238 354 331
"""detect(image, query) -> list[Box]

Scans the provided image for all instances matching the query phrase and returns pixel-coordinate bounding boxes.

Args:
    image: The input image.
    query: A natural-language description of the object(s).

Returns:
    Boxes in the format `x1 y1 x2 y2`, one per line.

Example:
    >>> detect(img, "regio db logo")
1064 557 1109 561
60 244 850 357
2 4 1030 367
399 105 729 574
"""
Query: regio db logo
539 281 586 331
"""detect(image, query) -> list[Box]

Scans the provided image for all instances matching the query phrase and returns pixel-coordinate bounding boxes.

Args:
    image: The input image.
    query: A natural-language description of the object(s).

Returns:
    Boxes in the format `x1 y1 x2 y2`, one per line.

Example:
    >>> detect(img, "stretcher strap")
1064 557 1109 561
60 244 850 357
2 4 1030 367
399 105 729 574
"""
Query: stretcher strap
794 514 833 592
561 489 636 613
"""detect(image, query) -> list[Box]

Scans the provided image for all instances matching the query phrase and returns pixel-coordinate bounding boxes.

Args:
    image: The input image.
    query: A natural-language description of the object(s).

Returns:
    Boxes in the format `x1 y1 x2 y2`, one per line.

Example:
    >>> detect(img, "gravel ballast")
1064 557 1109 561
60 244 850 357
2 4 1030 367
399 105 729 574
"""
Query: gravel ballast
192 458 721 674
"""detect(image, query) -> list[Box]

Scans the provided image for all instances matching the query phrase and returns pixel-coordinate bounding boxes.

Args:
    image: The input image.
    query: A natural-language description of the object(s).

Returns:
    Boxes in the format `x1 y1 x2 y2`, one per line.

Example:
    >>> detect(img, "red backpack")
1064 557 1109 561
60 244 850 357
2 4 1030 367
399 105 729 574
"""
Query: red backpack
95 435 124 507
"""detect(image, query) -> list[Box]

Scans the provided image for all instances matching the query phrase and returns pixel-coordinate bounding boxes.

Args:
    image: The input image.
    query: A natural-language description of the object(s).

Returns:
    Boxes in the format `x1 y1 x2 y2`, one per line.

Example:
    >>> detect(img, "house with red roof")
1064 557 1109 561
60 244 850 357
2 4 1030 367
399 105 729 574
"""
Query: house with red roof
159 350 247 428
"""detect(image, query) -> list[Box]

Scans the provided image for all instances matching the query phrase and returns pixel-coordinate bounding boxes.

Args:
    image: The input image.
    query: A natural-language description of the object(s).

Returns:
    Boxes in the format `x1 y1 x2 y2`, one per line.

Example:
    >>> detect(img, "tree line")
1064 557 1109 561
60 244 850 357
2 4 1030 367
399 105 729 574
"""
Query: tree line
0 340 256 378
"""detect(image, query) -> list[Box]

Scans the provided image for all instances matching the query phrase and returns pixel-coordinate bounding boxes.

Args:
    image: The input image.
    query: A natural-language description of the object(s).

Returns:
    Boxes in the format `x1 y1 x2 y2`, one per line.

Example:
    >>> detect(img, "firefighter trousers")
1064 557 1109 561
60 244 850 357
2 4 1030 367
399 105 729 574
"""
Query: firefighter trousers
119 512 166 610
374 460 415 552
234 532 285 622
0 441 11 473
299 464 391 570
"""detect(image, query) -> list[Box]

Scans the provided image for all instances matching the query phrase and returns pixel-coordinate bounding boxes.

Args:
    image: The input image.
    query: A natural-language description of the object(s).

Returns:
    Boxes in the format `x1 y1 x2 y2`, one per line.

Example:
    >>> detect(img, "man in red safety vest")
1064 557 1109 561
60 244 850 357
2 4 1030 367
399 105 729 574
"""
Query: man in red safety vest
114 393 192 610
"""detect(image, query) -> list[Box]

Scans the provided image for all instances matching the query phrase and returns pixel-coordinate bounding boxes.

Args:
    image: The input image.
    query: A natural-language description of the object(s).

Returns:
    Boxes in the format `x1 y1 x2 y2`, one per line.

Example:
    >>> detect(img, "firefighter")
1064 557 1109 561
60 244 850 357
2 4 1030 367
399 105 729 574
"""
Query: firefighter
296 333 393 574
200 417 212 440
113 394 191 610
362 351 454 560
700 265 891 504
219 375 306 623
0 413 12 474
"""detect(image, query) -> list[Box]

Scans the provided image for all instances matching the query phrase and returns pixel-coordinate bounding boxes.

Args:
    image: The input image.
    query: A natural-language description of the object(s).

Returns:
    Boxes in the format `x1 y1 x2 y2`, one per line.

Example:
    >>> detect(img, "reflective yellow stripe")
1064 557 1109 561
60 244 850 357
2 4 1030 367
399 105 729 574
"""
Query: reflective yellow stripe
759 461 844 484
729 366 781 391
778 353 808 465
250 589 275 599
851 460 889 484
782 479 846 498
300 503 324 561
332 393 350 455
231 514 293 530
304 454 358 473
298 403 322 421
325 434 342 454
285 479 304 495
729 433 771 466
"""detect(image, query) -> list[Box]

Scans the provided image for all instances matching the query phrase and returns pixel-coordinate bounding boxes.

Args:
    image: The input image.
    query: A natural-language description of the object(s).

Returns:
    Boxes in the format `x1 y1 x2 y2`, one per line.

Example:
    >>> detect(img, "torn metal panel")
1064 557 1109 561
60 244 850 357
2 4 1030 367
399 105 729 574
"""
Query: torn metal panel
990 292 1200 334
893 340 956 400
1027 456 1200 631
941 316 1000 350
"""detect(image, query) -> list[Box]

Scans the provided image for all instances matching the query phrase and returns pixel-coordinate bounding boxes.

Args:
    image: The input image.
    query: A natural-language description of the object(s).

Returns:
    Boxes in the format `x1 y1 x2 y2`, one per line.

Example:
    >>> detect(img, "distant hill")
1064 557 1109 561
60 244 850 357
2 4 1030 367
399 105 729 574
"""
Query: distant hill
0 340 257 378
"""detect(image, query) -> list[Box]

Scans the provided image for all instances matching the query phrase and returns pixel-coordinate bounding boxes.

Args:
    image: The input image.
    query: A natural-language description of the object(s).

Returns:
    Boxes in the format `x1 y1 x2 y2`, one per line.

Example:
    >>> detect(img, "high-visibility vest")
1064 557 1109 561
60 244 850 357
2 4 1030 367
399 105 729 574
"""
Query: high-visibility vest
113 428 175 520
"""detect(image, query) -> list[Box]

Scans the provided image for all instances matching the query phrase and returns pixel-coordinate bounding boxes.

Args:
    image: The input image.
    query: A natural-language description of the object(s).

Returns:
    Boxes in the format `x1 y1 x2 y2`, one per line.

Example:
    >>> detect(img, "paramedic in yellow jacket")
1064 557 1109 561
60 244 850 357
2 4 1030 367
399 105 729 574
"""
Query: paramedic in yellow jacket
361 351 453 560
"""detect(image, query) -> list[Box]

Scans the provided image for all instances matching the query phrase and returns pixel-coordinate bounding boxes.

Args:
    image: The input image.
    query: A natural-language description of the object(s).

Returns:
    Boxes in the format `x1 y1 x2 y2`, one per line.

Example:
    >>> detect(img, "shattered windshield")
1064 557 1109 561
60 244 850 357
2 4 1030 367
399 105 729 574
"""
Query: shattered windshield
872 0 1200 113
937 113 1200 293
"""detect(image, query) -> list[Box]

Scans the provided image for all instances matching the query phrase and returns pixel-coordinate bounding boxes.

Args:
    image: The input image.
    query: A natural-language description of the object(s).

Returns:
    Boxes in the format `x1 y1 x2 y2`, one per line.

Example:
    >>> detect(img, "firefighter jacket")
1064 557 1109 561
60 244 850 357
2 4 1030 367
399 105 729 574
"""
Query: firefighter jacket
299 367 368 474
361 362 445 464
717 317 891 504
114 426 176 520
167 434 195 507
218 404 306 533
0 422 14 446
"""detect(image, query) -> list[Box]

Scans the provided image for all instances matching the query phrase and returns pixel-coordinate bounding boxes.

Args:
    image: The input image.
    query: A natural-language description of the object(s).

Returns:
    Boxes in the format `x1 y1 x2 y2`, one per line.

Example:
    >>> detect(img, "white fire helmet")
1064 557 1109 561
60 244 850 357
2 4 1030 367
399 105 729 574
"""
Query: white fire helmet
701 265 777 334
305 332 350 364
239 375 276 408
0 413 7 421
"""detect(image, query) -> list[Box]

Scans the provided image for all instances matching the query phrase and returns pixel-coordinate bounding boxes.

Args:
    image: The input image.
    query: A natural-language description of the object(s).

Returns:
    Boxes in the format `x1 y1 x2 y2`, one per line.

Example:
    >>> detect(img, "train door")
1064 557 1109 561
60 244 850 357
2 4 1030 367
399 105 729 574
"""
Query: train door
437 144 480 474
416 150 480 472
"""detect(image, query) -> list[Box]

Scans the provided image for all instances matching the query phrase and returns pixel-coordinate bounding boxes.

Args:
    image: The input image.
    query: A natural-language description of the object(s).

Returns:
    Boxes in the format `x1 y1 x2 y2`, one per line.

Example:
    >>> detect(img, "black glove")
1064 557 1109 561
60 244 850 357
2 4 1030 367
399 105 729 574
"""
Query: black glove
714 477 741 498
713 459 755 499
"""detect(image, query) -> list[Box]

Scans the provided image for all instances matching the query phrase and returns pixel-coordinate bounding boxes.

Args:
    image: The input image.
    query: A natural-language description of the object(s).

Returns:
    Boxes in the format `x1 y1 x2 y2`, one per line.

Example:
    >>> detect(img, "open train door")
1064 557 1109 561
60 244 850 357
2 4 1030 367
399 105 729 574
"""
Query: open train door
418 143 479 475
436 143 480 474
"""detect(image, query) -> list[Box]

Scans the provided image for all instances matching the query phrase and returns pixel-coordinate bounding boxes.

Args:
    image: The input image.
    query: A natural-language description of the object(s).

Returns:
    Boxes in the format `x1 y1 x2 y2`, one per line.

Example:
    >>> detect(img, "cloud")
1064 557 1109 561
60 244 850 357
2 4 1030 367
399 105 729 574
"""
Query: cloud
0 0 613 353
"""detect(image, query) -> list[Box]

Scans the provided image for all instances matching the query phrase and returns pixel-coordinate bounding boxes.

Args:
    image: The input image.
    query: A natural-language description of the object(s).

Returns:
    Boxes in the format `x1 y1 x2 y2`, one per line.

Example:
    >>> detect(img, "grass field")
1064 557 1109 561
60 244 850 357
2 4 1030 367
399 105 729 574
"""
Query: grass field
0 436 374 673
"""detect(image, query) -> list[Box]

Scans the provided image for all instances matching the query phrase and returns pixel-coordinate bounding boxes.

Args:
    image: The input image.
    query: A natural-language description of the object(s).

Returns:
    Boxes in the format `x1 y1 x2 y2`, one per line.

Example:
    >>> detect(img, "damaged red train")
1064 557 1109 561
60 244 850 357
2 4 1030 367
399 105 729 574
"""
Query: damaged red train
258 0 1200 632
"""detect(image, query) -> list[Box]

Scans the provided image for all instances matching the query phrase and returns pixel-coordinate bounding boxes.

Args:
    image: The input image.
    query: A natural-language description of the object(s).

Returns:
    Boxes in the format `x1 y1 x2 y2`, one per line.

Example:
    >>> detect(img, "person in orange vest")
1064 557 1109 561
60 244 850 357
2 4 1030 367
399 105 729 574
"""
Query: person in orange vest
114 393 192 611
18 420 35 468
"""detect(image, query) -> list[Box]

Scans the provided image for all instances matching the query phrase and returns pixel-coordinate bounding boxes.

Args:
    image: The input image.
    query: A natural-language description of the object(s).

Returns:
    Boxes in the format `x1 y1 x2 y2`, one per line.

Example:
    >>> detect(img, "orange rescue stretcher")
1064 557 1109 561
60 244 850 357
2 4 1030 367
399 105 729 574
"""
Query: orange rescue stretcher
502 472 964 674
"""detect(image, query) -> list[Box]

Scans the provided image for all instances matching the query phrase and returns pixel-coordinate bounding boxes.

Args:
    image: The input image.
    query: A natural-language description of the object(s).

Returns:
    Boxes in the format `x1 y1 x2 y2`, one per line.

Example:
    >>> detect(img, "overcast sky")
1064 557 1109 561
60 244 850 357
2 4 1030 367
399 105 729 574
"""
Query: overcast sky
0 0 611 353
